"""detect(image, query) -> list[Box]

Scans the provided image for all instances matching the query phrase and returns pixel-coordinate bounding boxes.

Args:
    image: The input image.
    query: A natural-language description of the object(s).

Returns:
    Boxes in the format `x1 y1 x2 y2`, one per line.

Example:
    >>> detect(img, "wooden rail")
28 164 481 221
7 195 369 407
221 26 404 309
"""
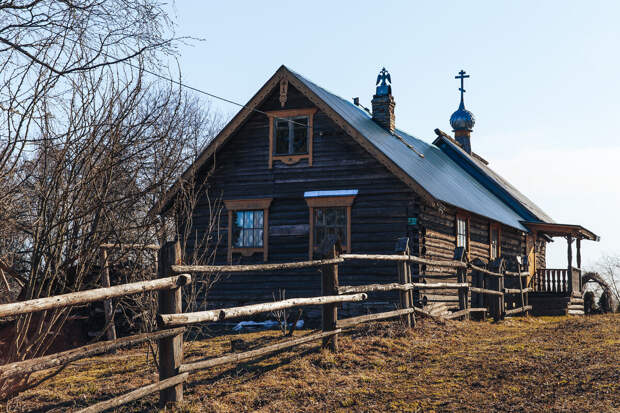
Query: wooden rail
75 373 189 413
340 253 467 268
158 294 367 326
0 275 191 318
171 258 344 273
179 330 341 373
337 308 415 329
0 328 185 380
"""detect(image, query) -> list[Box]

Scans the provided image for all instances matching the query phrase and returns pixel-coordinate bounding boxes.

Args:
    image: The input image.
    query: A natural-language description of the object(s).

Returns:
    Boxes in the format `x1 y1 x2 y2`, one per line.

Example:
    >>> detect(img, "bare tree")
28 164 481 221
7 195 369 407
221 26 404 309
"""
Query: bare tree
594 254 620 312
0 0 225 399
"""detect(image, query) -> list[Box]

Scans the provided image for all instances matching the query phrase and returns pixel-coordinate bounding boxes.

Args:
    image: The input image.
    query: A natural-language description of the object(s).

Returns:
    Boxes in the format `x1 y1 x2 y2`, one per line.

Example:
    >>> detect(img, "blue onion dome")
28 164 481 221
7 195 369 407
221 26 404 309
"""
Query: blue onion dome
450 99 475 131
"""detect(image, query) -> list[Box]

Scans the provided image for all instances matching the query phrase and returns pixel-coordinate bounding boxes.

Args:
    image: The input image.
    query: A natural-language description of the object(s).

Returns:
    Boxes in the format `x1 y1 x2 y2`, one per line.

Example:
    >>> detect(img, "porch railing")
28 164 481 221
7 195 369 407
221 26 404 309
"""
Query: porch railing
531 268 580 294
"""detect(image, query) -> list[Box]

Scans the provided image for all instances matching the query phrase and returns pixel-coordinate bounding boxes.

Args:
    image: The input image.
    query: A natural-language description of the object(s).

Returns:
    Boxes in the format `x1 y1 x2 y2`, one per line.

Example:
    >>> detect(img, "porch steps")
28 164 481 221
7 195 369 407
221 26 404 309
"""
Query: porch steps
528 293 583 316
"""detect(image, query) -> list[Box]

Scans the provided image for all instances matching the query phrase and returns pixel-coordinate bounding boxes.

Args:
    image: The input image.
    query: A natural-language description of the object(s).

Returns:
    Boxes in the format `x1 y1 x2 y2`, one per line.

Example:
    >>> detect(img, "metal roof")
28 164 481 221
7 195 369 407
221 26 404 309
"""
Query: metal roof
290 69 531 231
433 135 554 223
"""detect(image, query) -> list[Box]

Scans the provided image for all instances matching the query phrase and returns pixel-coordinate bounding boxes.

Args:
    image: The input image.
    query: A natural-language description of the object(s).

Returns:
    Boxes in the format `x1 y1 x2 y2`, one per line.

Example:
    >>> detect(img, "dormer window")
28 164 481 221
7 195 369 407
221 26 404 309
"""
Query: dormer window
267 108 317 167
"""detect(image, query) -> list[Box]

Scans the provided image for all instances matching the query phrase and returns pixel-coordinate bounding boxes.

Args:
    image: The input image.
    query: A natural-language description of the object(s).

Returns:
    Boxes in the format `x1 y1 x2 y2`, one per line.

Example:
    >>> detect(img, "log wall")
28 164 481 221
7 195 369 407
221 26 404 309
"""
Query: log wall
182 83 540 318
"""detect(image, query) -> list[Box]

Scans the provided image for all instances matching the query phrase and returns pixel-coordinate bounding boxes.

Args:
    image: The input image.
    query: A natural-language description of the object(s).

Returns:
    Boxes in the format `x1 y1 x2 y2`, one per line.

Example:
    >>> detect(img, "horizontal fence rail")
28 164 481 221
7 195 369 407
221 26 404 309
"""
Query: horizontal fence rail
0 275 191 318
171 258 344 273
0 328 185 380
179 330 341 374
158 294 368 326
75 373 189 413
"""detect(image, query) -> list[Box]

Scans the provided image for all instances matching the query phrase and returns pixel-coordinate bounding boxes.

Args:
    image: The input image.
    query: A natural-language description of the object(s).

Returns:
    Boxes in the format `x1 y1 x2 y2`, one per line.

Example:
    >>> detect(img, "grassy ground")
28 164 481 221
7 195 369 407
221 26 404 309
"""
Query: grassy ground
1 314 619 412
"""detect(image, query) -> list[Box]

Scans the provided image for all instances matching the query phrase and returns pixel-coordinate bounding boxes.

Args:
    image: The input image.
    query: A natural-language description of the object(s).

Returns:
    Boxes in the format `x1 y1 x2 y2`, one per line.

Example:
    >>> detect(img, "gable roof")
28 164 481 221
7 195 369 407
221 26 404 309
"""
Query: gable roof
156 66 553 232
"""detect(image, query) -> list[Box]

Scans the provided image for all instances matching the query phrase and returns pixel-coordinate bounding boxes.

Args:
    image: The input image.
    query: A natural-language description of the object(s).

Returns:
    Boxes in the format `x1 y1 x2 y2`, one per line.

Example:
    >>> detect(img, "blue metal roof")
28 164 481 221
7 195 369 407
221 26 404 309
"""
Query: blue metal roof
433 136 554 223
290 69 531 231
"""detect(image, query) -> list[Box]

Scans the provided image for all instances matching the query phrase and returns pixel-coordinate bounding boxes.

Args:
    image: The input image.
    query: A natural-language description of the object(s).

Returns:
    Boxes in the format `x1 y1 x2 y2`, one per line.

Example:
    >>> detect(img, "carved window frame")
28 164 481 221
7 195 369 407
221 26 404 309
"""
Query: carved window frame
224 198 272 263
305 194 355 259
267 108 317 168
489 223 501 260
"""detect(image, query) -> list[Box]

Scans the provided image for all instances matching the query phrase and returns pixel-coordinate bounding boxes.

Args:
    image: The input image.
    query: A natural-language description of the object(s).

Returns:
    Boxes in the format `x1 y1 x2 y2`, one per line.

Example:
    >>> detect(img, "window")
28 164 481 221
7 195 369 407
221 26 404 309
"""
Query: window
224 198 272 263
275 116 308 155
456 213 469 253
232 210 264 248
490 223 501 260
267 108 317 167
305 190 357 259
314 207 347 250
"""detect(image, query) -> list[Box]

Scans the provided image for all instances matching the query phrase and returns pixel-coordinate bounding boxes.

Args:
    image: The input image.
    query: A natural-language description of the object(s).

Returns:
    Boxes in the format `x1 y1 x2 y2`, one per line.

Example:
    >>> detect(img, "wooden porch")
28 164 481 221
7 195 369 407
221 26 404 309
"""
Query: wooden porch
523 222 599 316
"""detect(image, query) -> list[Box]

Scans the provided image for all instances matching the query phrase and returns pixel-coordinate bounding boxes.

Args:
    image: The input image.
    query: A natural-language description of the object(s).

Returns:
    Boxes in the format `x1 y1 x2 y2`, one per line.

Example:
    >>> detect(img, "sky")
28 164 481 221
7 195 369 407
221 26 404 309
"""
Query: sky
166 1 620 269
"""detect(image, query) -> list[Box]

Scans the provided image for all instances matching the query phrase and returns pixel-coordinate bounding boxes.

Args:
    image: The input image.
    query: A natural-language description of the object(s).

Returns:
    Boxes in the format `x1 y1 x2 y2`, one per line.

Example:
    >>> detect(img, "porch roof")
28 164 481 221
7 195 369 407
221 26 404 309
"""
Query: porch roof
521 222 599 241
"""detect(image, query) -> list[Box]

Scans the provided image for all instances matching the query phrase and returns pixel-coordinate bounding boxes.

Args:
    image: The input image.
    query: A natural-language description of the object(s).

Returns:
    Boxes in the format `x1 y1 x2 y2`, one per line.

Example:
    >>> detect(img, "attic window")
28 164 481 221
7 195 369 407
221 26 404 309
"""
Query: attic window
267 108 317 168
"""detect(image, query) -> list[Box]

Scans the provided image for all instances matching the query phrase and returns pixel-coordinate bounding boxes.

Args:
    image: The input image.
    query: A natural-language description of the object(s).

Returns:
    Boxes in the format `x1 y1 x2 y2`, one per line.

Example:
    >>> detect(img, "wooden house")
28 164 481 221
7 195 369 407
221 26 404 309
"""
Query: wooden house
155 66 598 318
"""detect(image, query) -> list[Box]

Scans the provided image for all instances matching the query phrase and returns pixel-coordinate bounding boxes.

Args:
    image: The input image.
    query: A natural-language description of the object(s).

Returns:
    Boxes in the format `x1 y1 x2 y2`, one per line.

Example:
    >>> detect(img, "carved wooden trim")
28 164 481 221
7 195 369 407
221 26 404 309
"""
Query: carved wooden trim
306 195 355 259
279 78 288 108
267 108 318 168
225 198 272 263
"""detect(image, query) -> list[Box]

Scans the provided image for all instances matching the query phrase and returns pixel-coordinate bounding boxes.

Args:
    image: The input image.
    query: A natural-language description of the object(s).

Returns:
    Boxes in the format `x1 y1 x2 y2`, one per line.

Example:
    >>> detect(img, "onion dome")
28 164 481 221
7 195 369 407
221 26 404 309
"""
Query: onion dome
450 70 475 132
450 99 476 131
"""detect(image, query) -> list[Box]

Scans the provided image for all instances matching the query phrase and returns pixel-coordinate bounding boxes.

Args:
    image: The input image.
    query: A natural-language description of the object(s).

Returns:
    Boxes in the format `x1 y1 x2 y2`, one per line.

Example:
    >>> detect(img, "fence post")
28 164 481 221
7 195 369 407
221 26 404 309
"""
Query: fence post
320 236 341 351
395 237 413 328
158 241 184 407
100 248 117 342
454 247 468 320
488 258 505 321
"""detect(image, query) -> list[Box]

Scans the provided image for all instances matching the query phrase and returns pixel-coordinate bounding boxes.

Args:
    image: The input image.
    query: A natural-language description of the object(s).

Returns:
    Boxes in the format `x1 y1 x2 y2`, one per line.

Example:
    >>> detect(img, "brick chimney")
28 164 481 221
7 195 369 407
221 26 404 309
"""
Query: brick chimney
371 68 395 133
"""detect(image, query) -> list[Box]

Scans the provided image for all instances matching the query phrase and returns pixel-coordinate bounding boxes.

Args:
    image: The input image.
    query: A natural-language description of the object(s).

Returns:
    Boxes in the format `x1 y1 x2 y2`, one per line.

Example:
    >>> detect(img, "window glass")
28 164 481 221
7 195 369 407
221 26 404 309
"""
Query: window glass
233 210 264 248
275 119 290 155
274 116 308 155
457 217 467 249
314 207 346 248
490 226 499 259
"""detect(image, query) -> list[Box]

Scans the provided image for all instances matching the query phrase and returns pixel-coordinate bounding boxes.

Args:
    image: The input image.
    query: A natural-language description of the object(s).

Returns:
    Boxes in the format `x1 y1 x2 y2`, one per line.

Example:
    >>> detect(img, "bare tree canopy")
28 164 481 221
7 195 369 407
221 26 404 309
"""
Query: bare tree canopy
0 0 223 399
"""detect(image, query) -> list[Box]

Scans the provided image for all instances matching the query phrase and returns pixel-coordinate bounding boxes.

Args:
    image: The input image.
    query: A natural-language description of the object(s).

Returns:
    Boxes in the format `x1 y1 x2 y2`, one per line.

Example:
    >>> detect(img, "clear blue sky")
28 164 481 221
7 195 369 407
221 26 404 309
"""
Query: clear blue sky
169 1 620 269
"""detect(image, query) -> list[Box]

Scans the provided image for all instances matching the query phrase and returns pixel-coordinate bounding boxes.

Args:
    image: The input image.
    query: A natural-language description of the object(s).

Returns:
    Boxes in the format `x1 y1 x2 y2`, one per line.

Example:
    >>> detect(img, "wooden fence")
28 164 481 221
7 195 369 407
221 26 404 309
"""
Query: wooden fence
0 237 531 411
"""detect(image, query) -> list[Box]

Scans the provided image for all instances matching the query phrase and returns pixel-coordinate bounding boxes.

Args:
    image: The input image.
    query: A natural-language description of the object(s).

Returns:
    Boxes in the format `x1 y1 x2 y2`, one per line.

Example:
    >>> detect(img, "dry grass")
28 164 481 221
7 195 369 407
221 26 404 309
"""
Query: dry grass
1 314 619 412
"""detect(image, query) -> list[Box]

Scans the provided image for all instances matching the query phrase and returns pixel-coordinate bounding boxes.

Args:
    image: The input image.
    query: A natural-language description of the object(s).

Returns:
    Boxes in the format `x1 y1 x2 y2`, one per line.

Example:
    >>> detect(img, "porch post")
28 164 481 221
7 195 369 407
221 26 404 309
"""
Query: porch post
567 236 573 295
576 238 582 292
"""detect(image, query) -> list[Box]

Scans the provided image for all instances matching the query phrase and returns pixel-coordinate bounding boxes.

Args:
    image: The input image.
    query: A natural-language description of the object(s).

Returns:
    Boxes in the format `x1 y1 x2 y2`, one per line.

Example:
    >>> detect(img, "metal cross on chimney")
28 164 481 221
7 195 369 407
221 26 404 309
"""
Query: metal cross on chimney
455 70 469 102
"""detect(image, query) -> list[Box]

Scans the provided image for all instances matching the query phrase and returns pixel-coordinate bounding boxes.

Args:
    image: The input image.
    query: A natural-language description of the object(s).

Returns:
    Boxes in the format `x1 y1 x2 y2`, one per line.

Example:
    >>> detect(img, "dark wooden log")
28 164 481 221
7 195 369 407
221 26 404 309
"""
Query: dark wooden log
0 275 191 318
75 373 189 413
179 330 341 373
337 308 415 328
576 238 582 292
158 241 184 406
0 328 185 380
